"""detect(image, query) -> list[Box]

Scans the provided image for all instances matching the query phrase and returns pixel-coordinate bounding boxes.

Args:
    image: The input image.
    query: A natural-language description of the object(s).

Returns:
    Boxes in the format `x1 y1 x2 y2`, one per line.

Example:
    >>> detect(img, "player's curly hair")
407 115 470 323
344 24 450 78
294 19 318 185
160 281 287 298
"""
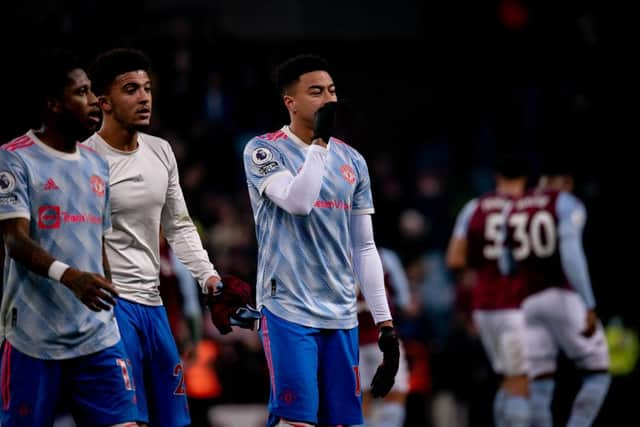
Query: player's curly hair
274 54 331 95
38 49 84 100
22 48 86 126
88 48 151 96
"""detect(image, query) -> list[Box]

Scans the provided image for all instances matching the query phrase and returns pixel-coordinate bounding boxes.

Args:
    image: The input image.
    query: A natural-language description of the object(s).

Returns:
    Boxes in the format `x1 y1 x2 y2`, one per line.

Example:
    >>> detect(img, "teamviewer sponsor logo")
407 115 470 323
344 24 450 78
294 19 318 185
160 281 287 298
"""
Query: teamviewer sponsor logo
38 205 61 229
37 205 101 229
314 200 351 210
62 212 101 224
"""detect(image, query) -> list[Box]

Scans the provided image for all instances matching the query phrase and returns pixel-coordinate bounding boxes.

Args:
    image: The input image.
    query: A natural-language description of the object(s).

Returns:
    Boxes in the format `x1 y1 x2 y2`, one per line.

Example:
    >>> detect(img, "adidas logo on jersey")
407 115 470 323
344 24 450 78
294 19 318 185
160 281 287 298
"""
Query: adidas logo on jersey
44 178 60 190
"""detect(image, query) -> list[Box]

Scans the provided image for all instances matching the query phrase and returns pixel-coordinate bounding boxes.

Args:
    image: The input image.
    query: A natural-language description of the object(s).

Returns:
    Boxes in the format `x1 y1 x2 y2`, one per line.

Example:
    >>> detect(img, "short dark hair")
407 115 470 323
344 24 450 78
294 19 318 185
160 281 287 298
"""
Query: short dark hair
37 49 83 103
540 153 575 177
30 49 84 121
274 54 330 95
494 151 529 179
88 48 151 96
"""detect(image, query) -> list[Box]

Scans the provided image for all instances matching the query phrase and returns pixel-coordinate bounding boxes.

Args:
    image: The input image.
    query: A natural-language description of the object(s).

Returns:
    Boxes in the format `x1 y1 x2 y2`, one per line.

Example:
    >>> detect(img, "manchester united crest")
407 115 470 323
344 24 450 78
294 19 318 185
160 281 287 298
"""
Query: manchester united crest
90 175 105 196
340 164 356 184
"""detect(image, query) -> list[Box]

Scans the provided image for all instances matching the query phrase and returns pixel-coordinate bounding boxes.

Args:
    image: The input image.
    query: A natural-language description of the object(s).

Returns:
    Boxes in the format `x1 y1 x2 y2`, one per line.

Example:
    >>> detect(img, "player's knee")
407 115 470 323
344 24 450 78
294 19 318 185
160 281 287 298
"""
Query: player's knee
275 419 315 427
376 401 406 427
583 371 611 387
502 394 531 427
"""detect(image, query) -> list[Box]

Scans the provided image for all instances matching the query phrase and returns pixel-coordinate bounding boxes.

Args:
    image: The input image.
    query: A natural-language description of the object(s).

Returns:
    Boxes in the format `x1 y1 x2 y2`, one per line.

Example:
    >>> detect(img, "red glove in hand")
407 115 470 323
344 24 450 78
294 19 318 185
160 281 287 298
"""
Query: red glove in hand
207 275 255 335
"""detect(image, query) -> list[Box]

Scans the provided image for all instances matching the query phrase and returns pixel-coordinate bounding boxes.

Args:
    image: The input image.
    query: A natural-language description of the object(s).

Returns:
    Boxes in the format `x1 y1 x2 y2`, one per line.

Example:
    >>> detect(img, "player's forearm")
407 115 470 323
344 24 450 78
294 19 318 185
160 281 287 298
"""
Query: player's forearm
350 215 392 324
102 239 112 282
445 237 468 271
162 214 219 291
355 250 391 324
1 220 57 278
559 234 596 308
264 144 328 215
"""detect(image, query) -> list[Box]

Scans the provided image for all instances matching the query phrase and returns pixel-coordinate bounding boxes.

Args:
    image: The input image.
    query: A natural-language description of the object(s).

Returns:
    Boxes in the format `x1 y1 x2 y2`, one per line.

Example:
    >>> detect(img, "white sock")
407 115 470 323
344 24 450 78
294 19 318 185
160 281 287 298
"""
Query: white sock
567 373 611 427
531 378 555 427
376 401 405 427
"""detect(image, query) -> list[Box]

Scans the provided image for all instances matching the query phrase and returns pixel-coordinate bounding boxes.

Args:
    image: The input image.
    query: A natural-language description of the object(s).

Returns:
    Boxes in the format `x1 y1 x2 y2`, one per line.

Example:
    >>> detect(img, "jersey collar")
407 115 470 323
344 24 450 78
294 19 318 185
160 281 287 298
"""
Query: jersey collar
28 130 81 160
282 126 331 151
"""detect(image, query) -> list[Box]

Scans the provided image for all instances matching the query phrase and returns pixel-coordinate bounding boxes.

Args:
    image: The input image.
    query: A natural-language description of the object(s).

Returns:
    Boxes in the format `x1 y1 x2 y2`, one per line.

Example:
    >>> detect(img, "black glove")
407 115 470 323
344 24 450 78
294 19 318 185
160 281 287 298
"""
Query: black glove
370 326 400 398
312 101 338 142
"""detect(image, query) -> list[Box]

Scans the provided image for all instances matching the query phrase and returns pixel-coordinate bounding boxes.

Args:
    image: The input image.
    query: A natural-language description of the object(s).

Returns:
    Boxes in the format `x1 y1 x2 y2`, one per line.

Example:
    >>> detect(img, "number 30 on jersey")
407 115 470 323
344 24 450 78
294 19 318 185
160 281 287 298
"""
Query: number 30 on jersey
484 211 557 261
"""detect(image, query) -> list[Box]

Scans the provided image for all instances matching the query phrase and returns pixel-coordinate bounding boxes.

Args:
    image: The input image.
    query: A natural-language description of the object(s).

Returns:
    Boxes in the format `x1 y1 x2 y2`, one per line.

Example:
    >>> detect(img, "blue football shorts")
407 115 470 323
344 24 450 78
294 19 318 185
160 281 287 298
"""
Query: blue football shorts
260 307 363 426
114 298 190 427
0 338 137 426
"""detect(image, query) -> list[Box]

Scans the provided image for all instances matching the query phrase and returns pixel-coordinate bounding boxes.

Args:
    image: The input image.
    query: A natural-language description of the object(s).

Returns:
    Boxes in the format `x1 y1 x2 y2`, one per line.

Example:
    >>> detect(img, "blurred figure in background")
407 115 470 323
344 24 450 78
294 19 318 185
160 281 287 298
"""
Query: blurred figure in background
504 163 610 427
158 232 203 362
446 152 530 427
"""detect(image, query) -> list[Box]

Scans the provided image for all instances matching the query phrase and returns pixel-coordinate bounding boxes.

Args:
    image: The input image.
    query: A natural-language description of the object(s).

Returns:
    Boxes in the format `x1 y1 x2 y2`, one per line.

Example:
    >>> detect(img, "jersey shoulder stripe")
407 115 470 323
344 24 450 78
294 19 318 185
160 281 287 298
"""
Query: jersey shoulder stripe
258 129 287 143
78 143 98 153
1 135 34 151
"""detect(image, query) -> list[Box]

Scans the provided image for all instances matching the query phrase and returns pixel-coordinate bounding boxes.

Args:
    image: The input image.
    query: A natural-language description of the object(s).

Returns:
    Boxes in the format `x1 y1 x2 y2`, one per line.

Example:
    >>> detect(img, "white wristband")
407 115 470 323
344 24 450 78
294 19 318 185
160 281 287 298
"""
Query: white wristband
48 261 70 282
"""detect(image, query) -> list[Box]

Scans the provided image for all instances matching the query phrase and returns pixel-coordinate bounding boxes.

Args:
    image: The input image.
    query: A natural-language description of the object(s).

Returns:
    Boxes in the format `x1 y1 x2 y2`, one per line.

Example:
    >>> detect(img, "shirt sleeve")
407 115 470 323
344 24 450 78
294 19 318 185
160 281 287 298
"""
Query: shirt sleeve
379 248 411 310
351 151 375 215
243 139 289 196
452 199 478 239
160 145 219 291
556 192 596 308
0 149 31 221
351 214 391 324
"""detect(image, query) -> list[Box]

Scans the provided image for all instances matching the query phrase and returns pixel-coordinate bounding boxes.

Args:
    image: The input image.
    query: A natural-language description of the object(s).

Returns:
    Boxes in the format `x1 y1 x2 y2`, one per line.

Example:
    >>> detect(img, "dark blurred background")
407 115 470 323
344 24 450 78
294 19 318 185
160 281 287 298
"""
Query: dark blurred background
1 1 637 426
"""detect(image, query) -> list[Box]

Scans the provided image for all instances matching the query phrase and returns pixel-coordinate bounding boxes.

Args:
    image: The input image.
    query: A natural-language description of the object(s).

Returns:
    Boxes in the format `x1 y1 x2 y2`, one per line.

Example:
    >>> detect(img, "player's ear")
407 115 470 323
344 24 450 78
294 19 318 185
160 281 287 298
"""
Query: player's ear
98 95 112 113
283 94 296 114
47 96 61 114
564 175 575 192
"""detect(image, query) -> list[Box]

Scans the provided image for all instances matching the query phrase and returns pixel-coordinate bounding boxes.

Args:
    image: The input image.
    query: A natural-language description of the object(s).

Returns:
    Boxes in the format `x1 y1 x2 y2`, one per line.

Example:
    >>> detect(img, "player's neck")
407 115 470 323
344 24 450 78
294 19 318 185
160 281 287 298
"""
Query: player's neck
496 180 525 196
98 122 139 152
288 122 314 145
34 125 78 154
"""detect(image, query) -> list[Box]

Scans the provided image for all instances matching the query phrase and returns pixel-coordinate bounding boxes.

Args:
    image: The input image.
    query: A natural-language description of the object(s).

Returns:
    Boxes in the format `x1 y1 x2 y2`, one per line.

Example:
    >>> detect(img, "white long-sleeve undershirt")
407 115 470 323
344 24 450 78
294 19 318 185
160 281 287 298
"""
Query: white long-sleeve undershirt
263 144 328 215
351 214 392 324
